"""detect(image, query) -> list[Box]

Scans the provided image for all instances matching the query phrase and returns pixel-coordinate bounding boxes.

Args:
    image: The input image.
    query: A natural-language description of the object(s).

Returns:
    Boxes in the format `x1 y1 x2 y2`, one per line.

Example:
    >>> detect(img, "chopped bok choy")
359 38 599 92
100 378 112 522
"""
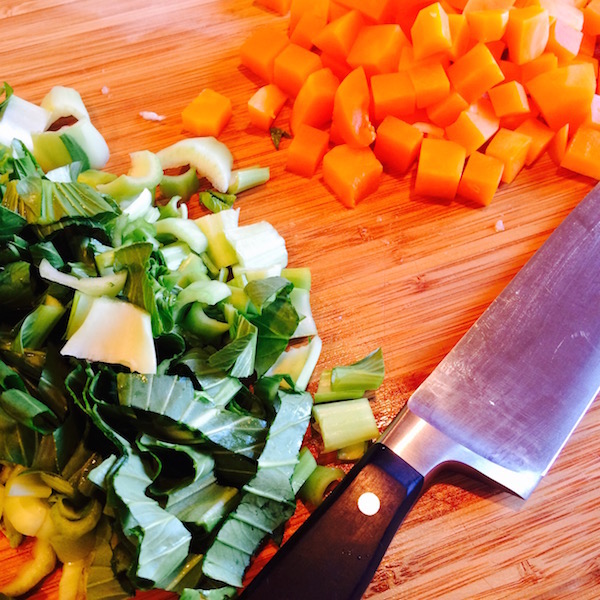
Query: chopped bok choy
0 83 332 600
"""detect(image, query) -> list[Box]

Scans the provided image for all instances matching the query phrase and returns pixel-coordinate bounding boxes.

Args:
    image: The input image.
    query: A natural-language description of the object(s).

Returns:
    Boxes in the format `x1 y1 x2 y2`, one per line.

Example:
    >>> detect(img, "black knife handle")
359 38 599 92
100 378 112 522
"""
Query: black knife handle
239 443 424 600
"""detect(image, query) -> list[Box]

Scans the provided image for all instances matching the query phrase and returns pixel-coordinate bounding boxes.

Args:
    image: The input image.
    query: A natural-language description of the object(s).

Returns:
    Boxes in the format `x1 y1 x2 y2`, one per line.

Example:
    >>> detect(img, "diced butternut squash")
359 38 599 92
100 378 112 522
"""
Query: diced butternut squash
290 11 328 49
322 144 383 207
465 9 509 42
285 124 330 177
520 52 558 82
526 62 596 130
346 25 407 76
499 59 522 82
560 125 600 179
457 151 504 205
398 45 452 71
447 42 505 103
415 138 466 199
412 121 446 139
445 97 500 155
290 68 339 134
373 116 424 173
486 40 507 62
488 80 530 117
533 0 584 32
579 32 596 57
273 43 324 97
320 53 353 80
409 63 451 108
546 19 583 64
328 1 348 21
248 84 288 131
504 6 550 65
332 66 376 147
181 89 232 137
313 9 365 61
575 54 599 80
289 0 329 33
446 0 468 9
485 127 532 183
334 0 396 24
587 93 600 128
547 123 569 165
584 0 600 36
447 13 471 59
240 27 290 82
256 0 292 15
514 117 554 165
426 91 469 127
370 71 416 122
410 3 453 60
462 0 515 11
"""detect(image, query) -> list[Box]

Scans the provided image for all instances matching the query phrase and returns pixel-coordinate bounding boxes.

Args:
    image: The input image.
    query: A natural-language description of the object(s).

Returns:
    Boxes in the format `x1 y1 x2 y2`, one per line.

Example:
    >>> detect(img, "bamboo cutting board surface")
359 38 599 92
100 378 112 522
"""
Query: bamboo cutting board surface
1 1 600 598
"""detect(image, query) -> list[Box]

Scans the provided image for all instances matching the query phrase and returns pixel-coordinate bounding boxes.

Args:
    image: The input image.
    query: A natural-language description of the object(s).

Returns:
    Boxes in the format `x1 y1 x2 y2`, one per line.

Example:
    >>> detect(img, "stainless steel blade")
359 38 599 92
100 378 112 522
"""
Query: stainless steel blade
381 183 600 499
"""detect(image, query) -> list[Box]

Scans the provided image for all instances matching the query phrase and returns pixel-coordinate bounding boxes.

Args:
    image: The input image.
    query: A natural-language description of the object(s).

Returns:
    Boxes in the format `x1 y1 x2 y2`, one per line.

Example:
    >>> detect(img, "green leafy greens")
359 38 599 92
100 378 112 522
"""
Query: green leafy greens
0 86 321 600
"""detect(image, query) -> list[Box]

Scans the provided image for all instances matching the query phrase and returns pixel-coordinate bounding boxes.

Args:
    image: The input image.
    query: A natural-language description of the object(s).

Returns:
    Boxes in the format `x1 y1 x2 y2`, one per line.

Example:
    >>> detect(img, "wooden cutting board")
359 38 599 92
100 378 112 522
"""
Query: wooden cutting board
1 1 600 598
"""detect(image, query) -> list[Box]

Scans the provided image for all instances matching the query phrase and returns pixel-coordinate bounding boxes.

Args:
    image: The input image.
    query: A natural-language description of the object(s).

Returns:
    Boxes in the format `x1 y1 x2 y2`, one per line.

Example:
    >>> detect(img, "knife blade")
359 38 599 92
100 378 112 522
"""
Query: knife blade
239 183 600 600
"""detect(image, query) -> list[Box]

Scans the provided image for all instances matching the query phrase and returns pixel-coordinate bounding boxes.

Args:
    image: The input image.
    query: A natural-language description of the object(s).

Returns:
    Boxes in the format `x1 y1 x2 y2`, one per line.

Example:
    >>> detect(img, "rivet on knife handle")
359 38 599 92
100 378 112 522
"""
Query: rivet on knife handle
239 443 423 600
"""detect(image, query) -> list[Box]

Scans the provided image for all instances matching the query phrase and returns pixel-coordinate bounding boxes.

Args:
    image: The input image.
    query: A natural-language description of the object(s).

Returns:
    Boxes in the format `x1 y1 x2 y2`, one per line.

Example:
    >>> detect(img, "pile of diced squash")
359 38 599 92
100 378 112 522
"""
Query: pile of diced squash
188 0 600 208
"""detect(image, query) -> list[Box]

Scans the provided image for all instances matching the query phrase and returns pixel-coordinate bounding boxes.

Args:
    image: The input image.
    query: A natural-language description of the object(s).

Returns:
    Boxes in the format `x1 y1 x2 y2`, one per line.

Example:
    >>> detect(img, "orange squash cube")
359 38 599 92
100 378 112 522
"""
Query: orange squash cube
488 80 530 118
520 52 558 82
290 68 339 134
498 59 522 83
514 117 554 165
334 0 396 24
373 116 424 173
445 97 500 155
426 91 469 127
320 53 353 81
505 6 550 65
584 0 600 36
332 67 376 147
415 138 466 200
346 24 407 76
240 27 289 83
322 144 383 208
247 84 288 131
181 89 232 137
526 62 596 130
561 125 600 179
285 124 330 178
408 63 451 109
447 13 471 60
547 123 570 165
446 43 505 103
370 71 416 122
290 11 328 49
313 9 365 62
289 0 329 33
546 19 583 64
273 43 323 97
457 151 505 206
410 2 453 61
465 9 510 42
485 128 532 183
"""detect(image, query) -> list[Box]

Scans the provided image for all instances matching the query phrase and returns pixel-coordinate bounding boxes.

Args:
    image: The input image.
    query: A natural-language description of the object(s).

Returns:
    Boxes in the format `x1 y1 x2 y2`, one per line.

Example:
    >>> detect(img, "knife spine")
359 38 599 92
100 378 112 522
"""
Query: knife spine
379 407 541 499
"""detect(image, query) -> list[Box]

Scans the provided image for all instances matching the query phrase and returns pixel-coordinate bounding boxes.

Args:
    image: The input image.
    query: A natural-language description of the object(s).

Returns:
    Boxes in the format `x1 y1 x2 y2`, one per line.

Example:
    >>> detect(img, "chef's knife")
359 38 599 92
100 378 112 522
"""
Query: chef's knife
239 183 600 600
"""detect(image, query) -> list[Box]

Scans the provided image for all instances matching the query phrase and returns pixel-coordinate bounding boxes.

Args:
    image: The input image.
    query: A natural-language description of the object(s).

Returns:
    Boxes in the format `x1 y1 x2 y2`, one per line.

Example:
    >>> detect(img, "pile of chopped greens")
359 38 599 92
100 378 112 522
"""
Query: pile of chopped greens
0 84 324 599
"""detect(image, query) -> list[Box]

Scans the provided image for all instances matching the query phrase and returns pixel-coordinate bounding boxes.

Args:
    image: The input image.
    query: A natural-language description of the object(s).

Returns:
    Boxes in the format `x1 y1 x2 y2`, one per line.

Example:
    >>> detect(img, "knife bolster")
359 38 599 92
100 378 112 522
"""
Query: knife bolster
380 408 541 498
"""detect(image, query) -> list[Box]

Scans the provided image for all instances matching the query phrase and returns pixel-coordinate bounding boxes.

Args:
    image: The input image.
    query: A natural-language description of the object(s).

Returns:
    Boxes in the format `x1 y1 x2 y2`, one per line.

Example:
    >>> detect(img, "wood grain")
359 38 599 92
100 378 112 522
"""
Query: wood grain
1 1 600 598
